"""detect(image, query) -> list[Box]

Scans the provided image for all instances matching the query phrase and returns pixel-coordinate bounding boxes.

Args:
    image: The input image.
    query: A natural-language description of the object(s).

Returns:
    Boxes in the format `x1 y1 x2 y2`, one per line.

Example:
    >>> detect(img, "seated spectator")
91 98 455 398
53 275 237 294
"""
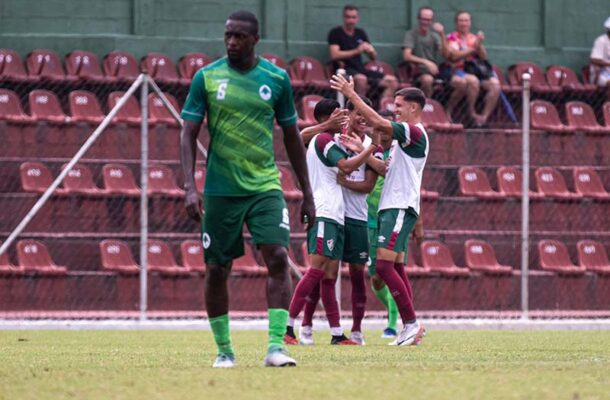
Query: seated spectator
590 16 610 87
328 4 398 101
446 11 500 126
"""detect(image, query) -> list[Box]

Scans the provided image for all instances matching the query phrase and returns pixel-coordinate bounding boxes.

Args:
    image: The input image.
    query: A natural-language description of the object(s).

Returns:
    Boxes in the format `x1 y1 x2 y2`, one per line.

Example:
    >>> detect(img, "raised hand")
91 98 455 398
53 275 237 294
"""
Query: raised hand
325 108 350 132
339 131 365 153
330 73 355 97
432 22 445 34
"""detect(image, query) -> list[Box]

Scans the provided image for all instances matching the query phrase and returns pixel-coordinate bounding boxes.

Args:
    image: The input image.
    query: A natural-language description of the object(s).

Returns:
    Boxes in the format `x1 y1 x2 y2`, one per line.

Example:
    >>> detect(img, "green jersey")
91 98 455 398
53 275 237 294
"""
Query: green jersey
366 148 391 228
181 57 298 196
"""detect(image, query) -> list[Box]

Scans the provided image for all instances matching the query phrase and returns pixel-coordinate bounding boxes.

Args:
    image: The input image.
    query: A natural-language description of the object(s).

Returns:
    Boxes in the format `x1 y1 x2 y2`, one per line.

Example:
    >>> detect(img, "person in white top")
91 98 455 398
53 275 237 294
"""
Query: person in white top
331 75 428 347
286 98 380 345
590 16 610 87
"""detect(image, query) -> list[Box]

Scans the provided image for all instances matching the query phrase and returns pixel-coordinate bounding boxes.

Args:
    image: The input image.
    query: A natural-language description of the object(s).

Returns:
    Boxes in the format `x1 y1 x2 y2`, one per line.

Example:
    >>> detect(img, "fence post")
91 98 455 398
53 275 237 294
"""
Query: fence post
521 73 531 320
139 75 150 321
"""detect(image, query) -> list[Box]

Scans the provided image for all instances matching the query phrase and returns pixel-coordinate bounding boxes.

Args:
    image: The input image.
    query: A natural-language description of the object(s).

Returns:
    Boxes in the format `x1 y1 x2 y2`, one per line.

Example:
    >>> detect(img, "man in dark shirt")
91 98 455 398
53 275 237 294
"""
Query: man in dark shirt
328 4 398 101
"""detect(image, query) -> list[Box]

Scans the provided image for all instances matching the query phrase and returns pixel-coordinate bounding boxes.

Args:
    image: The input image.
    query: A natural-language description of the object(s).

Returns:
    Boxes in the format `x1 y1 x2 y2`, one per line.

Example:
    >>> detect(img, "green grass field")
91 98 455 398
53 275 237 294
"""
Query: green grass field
1 329 609 399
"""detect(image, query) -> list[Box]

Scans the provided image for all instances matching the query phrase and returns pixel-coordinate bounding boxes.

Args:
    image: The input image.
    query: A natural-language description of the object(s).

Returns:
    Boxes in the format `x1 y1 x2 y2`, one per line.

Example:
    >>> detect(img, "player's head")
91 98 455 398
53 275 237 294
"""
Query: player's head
343 4 359 29
394 88 426 123
455 11 471 33
346 96 372 136
313 98 341 123
604 16 610 36
225 11 260 63
417 6 434 30
377 110 395 145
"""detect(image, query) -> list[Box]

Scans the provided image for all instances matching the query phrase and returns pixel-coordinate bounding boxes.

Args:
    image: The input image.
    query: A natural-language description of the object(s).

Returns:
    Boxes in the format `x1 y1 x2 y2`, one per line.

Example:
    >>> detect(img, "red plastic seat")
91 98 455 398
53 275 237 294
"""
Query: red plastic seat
0 89 33 122
148 92 180 126
61 163 103 195
565 101 609 134
68 90 105 124
545 65 596 95
178 52 212 83
421 99 463 132
535 167 581 199
148 165 185 197
0 49 38 82
458 167 504 199
496 166 543 198
147 239 191 276
405 242 431 276
28 90 68 124
365 60 396 77
103 51 139 83
16 239 67 275
289 56 330 91
141 52 179 85
26 49 72 83
572 167 610 199
279 166 302 200
261 53 288 70
508 62 560 95
65 51 107 83
378 97 396 112
194 167 206 193
107 91 141 125
577 240 610 275
298 94 324 128
538 240 585 275
233 244 265 275
180 240 205 273
493 64 520 93
102 164 140 195
530 100 568 133
99 240 140 274
0 251 25 275
20 162 62 194
420 241 470 277
464 239 513 275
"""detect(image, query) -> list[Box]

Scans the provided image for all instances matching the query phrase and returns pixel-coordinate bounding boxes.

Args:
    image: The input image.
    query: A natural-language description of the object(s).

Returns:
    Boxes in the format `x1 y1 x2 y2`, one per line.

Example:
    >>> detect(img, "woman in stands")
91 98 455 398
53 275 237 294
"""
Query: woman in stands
446 11 500 127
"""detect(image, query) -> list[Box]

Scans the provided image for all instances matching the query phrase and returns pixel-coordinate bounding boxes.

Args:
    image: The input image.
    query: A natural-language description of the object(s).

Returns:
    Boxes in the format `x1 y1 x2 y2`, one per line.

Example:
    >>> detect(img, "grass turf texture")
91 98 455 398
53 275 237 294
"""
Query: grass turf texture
1 330 609 399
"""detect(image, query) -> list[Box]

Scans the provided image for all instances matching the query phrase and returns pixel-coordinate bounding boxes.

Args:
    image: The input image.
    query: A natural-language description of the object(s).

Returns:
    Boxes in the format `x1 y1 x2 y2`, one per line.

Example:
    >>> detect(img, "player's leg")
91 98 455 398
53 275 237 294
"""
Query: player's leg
300 281 320 345
247 191 296 366
446 75 467 122
376 208 423 346
368 227 398 337
343 218 369 344
348 263 366 344
203 195 246 367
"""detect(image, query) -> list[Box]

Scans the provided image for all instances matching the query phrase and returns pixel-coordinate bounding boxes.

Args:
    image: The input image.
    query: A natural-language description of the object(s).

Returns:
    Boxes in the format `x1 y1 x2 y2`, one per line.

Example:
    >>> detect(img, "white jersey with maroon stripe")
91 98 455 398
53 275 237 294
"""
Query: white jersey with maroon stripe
379 121 429 214
306 133 348 225
335 134 372 222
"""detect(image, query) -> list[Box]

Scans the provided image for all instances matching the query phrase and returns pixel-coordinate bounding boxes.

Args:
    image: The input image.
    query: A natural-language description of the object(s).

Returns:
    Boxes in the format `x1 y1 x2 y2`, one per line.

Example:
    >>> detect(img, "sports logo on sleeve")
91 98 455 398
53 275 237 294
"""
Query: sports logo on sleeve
202 233 211 249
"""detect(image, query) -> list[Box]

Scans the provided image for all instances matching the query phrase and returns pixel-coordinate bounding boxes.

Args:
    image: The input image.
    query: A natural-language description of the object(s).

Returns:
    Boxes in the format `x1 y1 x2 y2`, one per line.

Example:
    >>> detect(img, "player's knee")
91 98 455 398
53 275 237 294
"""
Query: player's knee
264 246 289 276
206 263 230 282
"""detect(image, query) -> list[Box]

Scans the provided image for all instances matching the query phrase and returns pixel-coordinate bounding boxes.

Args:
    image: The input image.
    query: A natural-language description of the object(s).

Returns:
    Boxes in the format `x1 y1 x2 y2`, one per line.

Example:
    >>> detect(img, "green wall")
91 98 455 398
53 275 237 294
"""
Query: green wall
0 0 606 71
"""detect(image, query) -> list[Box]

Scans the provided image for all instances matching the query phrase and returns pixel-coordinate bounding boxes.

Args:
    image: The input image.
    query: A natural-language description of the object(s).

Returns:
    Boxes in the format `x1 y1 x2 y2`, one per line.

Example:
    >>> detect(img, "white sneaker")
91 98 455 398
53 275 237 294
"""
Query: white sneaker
396 320 424 346
264 348 297 367
299 326 314 345
212 353 236 368
388 339 398 346
350 331 366 345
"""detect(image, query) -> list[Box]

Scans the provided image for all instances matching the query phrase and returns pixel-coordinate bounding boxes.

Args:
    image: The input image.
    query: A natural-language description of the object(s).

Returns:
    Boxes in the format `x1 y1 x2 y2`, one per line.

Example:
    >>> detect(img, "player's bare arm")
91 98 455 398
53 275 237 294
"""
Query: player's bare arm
180 120 203 222
330 74 393 135
336 131 379 175
337 168 377 194
300 108 349 146
283 124 316 229
365 155 387 176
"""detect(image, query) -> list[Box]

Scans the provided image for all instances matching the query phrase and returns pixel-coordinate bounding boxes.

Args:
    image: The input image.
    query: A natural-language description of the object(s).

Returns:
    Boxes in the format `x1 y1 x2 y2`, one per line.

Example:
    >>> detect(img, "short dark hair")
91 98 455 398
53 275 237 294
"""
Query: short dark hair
346 96 372 111
378 109 396 120
313 98 341 123
454 10 470 21
227 10 259 35
343 4 359 13
395 88 426 109
418 6 434 19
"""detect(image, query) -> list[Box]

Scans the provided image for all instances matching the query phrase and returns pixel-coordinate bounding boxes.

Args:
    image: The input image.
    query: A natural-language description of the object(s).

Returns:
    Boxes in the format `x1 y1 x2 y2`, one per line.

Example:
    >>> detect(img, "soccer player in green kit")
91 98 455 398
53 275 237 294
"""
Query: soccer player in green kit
180 10 315 368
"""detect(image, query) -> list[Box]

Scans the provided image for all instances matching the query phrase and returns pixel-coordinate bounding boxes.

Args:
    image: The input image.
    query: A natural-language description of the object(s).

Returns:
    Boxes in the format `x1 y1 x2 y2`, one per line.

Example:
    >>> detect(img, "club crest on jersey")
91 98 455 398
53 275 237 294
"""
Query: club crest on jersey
259 84 272 100
202 233 211 249
326 239 335 251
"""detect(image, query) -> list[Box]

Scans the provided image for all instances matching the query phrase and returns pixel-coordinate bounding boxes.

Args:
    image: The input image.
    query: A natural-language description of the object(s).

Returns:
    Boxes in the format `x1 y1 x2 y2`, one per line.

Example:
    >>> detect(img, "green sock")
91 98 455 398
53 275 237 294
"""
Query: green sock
373 284 398 331
268 308 289 352
209 314 234 355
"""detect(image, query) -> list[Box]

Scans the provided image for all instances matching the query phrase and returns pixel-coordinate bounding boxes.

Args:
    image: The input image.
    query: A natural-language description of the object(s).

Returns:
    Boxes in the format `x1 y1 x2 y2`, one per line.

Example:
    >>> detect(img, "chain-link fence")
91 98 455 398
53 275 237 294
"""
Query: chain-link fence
1 48 609 319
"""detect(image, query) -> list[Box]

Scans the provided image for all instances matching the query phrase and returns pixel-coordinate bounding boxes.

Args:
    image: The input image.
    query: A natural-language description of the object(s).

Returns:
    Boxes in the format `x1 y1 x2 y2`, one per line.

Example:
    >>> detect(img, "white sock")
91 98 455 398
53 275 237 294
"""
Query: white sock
300 325 312 335
288 318 295 327
330 327 343 336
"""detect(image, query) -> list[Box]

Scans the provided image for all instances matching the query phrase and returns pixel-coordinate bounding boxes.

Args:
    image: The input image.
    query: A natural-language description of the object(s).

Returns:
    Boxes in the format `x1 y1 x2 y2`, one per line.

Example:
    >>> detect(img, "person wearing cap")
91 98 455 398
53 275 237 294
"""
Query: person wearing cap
590 16 610 87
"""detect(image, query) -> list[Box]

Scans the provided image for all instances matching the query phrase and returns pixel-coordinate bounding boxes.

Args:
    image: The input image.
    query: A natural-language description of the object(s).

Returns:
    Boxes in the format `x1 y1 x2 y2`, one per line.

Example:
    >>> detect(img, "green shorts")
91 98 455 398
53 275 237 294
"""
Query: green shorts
342 217 369 264
202 190 290 265
367 227 379 276
307 217 344 260
377 208 418 254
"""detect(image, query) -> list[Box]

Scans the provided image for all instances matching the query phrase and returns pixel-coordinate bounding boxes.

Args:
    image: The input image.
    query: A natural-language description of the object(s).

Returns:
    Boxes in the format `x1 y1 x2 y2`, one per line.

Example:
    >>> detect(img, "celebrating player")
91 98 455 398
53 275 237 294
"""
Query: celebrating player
331 75 428 346
180 10 315 368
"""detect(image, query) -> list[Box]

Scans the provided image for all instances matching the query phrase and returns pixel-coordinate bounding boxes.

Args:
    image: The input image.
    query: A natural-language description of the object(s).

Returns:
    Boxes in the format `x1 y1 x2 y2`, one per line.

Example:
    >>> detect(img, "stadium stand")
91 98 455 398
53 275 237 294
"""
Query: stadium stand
147 239 191 276
421 241 470 277
102 51 140 83
178 52 212 83
16 239 68 275
180 240 206 273
538 240 586 275
65 51 108 83
289 56 331 93
261 53 288 70
141 52 180 85
572 167 610 199
297 94 323 128
0 49 38 82
565 101 610 133
99 239 140 275
545 65 597 96
26 49 71 83
530 100 568 132
464 240 513 275
508 62 560 95
577 240 610 275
